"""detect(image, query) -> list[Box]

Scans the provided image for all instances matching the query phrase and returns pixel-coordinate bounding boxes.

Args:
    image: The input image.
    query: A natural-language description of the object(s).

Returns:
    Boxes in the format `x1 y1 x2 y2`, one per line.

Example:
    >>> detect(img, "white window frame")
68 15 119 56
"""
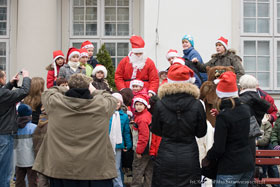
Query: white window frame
274 38 280 89
70 39 99 53
241 0 273 37
274 0 280 36
240 37 273 90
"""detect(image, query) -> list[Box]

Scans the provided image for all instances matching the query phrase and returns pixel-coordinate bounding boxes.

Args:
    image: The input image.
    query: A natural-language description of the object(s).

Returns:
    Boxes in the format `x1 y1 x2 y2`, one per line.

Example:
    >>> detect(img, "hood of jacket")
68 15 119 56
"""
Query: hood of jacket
211 49 236 58
158 82 200 112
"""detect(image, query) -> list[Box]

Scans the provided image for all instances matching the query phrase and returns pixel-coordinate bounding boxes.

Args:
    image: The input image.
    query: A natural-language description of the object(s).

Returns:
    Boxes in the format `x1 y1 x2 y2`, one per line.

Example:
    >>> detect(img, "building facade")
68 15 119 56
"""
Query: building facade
3 0 280 105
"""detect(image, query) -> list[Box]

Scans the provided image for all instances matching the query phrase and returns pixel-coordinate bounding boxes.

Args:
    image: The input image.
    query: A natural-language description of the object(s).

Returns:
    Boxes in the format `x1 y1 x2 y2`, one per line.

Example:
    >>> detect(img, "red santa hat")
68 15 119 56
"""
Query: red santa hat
216 36 228 50
92 64 108 78
166 49 178 60
79 48 89 58
130 79 144 89
167 64 195 84
81 40 94 49
52 50 65 77
130 35 145 53
215 71 238 98
133 94 150 108
172 57 185 65
66 47 80 63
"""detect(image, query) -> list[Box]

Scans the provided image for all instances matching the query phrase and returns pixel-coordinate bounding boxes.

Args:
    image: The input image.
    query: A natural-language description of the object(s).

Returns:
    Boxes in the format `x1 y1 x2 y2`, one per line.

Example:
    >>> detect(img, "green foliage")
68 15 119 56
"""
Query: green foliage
96 44 116 90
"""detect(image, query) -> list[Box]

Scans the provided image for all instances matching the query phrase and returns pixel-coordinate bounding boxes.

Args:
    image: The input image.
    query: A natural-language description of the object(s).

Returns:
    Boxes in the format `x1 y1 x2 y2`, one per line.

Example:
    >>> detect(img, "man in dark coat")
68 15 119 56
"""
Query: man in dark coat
0 69 31 187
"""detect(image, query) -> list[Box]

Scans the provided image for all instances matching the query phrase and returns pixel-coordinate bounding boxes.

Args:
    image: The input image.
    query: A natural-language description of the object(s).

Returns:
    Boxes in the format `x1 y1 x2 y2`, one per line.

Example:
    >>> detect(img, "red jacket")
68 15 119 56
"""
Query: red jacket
133 109 152 154
115 56 159 94
149 134 162 156
257 88 278 123
46 65 60 89
131 88 149 115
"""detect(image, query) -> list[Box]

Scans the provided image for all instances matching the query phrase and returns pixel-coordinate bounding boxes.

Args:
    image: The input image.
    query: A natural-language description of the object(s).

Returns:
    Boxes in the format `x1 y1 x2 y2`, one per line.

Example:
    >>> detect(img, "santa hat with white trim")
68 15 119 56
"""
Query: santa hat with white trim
130 35 145 53
79 48 89 58
52 50 65 77
167 63 195 84
66 47 80 63
166 49 178 60
81 40 94 49
216 36 228 50
133 94 150 109
92 64 108 78
130 79 144 89
172 57 185 65
215 71 238 98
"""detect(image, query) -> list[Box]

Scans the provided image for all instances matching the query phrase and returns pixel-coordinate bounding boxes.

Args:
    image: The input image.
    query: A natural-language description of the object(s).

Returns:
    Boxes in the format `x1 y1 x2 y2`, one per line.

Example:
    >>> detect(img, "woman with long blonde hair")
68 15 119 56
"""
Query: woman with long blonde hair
24 77 45 124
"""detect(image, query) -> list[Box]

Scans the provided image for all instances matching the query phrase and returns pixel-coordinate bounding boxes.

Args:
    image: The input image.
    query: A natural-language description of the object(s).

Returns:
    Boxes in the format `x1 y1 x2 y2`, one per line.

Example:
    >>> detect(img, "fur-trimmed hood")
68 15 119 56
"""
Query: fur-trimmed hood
158 82 200 99
46 63 54 71
211 49 236 58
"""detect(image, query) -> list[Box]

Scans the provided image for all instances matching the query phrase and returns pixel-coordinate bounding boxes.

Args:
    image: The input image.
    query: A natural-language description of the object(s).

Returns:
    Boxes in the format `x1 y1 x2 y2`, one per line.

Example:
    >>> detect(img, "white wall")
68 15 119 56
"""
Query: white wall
143 0 233 71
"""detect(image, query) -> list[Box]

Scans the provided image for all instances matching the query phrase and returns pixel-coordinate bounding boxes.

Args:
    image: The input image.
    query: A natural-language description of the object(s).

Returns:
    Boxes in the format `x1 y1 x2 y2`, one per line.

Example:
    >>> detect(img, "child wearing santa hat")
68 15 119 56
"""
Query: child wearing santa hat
192 36 245 82
59 47 86 81
91 64 112 92
81 40 99 69
131 94 153 187
46 50 65 88
130 79 149 114
166 49 179 65
79 48 93 77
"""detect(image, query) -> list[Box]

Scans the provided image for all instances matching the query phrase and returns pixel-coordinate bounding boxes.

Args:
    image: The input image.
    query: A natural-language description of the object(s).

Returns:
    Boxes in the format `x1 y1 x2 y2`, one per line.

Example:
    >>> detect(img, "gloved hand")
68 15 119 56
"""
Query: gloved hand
274 145 280 150
150 155 156 161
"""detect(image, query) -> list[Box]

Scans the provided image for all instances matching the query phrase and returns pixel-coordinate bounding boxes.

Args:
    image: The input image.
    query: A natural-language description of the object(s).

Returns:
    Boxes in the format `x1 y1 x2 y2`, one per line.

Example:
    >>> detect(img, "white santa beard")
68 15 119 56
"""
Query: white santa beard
129 53 147 70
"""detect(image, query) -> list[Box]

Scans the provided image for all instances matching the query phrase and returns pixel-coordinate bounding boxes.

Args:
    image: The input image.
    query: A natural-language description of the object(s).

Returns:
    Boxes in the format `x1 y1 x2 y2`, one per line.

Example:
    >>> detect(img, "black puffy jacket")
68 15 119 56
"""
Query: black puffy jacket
151 82 207 187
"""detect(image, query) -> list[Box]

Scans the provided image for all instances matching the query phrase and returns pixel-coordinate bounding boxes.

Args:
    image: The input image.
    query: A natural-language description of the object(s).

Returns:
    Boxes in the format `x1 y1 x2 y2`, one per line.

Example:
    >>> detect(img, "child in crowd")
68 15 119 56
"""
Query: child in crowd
166 49 179 66
131 94 153 187
79 48 93 77
109 93 132 187
130 79 149 114
46 50 65 88
81 40 98 68
14 104 37 187
158 70 167 85
119 88 134 116
23 77 45 125
59 47 85 80
56 77 68 87
91 64 112 92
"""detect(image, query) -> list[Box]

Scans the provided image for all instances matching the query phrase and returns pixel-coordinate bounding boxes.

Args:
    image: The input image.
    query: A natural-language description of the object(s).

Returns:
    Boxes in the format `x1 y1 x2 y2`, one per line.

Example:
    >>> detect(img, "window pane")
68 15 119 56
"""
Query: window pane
244 3 256 17
0 42 6 56
73 7 84 21
117 0 129 6
73 0 84 6
105 43 116 56
111 58 116 68
117 43 129 56
86 7 97 21
105 8 116 21
0 22 6 35
257 3 269 17
117 8 129 21
105 23 116 35
244 18 256 32
277 3 280 18
73 23 84 35
244 41 256 55
0 57 5 70
117 24 129 36
72 42 82 49
86 0 97 6
105 0 116 6
244 57 256 71
117 57 123 65
258 0 269 2
257 19 269 33
0 0 7 6
0 8 7 21
257 57 270 71
86 23 97 35
257 73 269 87
257 41 269 55
278 41 280 57
278 19 280 33
277 73 280 87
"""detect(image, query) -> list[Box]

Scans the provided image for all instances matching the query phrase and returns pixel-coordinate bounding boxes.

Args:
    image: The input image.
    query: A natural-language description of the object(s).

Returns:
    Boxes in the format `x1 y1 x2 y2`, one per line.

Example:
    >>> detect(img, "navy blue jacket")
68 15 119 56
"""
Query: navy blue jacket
87 56 98 69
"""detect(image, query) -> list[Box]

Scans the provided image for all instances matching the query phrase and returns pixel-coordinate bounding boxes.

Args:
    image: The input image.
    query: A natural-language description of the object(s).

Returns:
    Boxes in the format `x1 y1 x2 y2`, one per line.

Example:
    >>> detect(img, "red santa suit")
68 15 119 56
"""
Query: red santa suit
115 35 159 95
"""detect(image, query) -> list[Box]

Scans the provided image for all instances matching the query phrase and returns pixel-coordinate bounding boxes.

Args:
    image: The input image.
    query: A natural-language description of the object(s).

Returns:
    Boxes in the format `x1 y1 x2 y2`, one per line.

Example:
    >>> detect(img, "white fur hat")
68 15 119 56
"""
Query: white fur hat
92 65 108 78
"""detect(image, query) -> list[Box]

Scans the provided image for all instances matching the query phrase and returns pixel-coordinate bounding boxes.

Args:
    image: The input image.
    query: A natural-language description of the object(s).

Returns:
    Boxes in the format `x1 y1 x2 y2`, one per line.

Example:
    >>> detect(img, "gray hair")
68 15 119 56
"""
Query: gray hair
239 74 258 89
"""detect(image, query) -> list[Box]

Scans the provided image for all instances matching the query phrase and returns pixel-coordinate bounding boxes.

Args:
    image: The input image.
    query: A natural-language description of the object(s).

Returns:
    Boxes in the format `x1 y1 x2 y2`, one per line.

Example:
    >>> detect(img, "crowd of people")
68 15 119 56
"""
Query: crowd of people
1 34 280 187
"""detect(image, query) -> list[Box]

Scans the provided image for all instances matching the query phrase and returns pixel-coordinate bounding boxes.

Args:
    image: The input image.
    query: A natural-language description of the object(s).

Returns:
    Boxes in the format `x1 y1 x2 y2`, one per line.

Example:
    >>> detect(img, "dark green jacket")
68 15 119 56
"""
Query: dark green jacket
271 118 280 148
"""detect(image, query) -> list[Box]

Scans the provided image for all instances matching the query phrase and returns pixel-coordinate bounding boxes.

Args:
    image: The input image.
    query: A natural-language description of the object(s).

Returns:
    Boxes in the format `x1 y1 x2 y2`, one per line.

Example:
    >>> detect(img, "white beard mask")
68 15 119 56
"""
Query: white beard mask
129 52 147 70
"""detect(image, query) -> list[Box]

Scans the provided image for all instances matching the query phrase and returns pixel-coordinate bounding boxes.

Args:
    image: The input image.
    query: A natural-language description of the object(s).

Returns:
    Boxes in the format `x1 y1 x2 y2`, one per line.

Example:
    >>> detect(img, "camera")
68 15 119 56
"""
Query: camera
18 71 22 75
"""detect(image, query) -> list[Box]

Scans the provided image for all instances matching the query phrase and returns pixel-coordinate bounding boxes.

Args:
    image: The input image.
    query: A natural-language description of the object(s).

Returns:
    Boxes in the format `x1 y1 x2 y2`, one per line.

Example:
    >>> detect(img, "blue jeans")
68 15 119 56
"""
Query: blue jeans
215 171 254 187
0 135 14 187
113 149 123 187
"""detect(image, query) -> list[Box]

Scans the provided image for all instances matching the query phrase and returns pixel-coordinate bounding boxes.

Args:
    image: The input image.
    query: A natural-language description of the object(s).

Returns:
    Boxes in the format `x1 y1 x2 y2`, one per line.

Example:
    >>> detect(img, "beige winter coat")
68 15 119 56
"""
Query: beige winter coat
32 86 118 180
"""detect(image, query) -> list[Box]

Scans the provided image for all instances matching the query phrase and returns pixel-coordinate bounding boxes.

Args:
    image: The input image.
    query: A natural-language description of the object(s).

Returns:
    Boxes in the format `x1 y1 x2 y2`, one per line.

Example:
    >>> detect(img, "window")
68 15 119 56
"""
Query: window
241 0 280 90
0 0 9 73
70 0 131 67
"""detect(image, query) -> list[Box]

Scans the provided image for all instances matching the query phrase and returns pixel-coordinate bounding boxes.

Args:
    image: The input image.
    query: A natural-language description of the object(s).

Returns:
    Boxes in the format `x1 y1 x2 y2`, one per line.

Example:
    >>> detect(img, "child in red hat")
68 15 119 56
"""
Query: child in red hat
46 50 65 88
81 40 99 69
130 79 149 115
79 48 93 77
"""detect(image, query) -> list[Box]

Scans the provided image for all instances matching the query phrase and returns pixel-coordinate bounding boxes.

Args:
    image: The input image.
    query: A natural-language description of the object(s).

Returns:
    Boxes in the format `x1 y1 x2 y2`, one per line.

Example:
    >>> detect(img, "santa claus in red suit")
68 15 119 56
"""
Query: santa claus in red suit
115 35 159 97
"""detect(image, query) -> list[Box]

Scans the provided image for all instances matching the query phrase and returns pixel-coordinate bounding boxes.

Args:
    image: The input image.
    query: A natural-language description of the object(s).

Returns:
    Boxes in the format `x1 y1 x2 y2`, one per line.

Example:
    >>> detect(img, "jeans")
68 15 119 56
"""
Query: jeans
0 135 14 187
215 171 254 187
113 149 123 187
